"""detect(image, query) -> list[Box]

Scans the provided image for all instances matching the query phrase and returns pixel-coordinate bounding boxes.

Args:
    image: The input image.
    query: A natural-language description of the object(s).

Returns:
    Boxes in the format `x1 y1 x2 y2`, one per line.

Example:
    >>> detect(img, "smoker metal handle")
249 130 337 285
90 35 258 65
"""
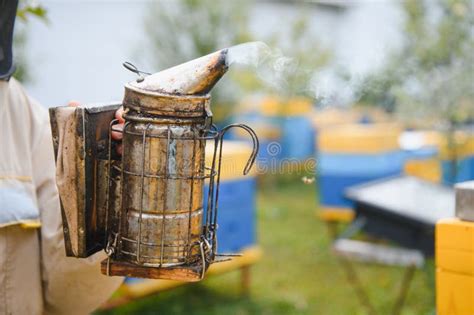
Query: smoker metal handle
208 124 259 249
122 61 151 83
217 124 259 175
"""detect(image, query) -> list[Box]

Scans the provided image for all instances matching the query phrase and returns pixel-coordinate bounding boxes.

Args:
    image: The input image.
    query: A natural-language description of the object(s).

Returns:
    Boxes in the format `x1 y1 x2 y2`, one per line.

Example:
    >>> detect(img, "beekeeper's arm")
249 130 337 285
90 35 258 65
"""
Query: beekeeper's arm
30 97 123 315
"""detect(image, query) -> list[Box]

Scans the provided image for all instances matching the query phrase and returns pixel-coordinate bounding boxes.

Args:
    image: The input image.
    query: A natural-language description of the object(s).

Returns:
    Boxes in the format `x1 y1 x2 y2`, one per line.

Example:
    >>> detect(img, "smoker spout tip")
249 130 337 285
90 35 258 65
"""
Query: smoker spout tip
195 48 229 95
130 48 231 96
220 48 229 67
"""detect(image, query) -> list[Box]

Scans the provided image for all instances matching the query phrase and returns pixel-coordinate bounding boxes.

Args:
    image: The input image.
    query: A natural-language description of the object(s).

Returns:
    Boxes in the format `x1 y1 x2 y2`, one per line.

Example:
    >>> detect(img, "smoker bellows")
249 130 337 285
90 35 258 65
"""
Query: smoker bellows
49 47 259 281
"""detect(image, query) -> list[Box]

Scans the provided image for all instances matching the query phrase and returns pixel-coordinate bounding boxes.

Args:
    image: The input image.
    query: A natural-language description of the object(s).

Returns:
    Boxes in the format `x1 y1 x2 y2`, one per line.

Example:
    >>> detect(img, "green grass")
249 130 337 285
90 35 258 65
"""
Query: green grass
98 175 435 315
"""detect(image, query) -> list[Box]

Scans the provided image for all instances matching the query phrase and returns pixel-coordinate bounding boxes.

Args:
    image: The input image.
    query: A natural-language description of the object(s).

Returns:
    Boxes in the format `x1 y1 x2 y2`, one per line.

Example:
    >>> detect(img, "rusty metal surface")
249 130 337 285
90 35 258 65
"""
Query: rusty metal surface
123 85 211 118
114 87 213 268
130 49 228 95
455 181 474 222
119 119 207 267
50 97 259 281
51 47 259 281
112 73 260 274
49 106 82 256
49 103 121 257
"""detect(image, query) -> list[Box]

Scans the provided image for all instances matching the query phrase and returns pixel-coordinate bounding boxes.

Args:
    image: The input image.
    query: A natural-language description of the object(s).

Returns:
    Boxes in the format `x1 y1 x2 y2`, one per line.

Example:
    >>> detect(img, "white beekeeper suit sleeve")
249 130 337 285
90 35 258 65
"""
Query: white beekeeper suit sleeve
32 92 123 315
0 78 123 315
36 115 123 315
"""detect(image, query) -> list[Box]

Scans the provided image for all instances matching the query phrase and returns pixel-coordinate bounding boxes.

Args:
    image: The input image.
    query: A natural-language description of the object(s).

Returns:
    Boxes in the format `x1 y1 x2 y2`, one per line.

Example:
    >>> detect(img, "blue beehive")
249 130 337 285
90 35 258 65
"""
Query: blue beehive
316 123 404 221
234 96 315 164
400 131 441 183
231 111 281 167
204 178 256 253
311 108 366 159
281 116 315 160
270 97 314 161
204 141 258 253
440 132 474 184
442 158 474 184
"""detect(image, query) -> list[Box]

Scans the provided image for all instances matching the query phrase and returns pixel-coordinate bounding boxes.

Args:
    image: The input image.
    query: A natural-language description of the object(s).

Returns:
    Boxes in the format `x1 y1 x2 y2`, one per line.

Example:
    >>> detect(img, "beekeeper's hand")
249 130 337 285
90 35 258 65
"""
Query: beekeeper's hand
68 101 124 155
111 107 125 155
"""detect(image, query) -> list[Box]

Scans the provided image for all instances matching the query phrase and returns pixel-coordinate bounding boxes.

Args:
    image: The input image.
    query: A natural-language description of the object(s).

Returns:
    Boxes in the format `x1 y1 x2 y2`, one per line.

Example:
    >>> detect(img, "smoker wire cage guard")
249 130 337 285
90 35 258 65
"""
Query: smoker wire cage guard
97 88 259 281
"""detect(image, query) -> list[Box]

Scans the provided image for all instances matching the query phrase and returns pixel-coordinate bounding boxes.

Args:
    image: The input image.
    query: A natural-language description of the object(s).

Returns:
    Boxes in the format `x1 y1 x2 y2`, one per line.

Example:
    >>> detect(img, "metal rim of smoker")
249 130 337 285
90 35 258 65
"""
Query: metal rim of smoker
123 84 212 118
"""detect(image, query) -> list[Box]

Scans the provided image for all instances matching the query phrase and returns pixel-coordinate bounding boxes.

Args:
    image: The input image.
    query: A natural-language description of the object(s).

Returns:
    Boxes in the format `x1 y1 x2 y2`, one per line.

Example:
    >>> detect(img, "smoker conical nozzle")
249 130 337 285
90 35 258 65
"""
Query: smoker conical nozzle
130 49 229 95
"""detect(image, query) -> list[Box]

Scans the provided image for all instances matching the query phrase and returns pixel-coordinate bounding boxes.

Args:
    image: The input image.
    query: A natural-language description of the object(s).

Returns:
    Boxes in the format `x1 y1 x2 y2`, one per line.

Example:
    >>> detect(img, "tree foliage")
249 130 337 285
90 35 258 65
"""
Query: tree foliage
13 0 48 82
260 11 332 100
356 0 474 128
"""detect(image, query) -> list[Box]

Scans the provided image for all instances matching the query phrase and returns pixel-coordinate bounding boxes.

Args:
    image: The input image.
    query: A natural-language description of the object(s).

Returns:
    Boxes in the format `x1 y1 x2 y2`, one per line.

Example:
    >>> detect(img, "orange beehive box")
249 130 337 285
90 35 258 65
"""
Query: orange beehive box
436 218 474 315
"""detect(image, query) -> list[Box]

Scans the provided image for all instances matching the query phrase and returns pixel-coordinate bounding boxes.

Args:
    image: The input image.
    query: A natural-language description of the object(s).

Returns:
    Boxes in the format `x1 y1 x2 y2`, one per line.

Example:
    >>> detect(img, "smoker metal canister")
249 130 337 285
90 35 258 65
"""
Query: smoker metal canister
118 84 213 267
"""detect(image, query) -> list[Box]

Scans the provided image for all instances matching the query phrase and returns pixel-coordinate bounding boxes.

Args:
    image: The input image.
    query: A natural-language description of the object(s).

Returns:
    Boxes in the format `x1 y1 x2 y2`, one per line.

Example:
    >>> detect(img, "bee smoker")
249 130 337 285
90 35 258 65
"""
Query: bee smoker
49 48 258 281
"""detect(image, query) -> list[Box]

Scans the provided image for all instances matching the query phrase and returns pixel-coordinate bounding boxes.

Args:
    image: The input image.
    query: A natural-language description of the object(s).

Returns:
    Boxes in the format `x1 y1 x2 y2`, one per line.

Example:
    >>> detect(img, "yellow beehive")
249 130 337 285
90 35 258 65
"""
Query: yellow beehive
316 123 403 224
261 96 312 117
436 218 474 315
317 123 402 154
233 121 281 141
311 108 361 130
439 132 474 161
317 207 355 223
280 97 312 116
402 130 443 183
353 105 392 123
404 158 441 183
205 141 257 181
260 96 281 117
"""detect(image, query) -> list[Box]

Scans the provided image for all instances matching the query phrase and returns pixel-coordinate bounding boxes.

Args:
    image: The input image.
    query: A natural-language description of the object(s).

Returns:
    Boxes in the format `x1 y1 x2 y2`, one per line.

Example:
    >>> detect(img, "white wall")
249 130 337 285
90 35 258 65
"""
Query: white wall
23 1 145 106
